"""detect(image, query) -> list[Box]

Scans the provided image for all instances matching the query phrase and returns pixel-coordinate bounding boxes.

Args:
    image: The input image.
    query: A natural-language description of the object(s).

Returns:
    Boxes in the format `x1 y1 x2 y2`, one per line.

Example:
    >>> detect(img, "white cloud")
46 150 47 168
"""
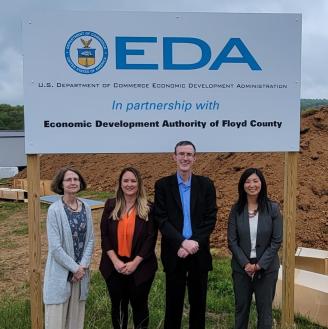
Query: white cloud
0 47 23 105
302 34 328 98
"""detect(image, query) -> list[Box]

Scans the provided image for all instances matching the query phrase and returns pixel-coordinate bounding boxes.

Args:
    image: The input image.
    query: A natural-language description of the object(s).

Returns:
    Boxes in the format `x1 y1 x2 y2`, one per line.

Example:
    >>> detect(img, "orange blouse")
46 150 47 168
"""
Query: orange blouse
117 207 136 257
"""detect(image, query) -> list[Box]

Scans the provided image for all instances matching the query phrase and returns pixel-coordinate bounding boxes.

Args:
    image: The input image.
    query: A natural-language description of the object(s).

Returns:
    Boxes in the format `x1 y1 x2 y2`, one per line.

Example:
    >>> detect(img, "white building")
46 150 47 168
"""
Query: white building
0 131 26 177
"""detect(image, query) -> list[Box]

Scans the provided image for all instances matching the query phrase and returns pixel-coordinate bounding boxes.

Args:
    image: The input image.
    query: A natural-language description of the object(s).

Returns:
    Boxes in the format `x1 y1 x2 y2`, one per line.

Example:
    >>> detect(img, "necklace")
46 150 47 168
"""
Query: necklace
63 198 79 212
248 208 258 218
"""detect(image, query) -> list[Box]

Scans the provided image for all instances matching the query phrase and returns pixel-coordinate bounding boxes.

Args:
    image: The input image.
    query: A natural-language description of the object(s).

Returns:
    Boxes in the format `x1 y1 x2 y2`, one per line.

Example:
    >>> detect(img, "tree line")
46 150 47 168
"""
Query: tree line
0 104 24 130
300 98 328 111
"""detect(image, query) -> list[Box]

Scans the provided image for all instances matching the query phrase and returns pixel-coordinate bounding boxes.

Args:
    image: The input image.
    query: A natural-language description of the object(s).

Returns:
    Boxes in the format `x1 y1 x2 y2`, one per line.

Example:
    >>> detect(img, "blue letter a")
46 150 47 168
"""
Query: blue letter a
210 38 261 70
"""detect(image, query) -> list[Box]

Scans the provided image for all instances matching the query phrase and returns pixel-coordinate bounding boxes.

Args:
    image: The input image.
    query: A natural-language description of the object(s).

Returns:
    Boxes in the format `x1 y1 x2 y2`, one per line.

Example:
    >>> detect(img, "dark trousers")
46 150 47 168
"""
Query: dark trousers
164 258 209 329
232 269 278 329
106 272 154 329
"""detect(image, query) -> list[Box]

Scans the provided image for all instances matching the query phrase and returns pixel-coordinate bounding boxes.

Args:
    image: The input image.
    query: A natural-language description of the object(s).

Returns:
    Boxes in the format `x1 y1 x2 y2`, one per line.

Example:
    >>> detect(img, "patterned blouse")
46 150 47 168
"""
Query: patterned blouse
63 202 87 264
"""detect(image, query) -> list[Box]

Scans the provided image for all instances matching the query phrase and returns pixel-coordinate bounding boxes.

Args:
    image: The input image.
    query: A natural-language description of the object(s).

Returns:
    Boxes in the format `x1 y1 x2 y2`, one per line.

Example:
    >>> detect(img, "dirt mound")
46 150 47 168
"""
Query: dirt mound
15 107 328 252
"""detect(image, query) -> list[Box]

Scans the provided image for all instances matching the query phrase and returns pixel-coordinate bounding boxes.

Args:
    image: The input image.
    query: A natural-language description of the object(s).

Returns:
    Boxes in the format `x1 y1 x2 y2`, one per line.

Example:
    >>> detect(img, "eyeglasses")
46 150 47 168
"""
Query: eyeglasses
176 152 195 158
63 178 80 182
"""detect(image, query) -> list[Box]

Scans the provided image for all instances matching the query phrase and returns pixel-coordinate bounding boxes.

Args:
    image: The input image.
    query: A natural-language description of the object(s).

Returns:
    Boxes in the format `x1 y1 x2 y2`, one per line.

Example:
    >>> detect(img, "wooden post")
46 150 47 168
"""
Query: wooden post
27 154 43 329
282 152 298 328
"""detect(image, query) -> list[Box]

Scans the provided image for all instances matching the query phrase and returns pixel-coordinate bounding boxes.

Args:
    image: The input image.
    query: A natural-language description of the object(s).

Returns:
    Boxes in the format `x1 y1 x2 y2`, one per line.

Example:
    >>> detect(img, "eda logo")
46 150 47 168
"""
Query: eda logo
115 37 261 71
65 33 261 73
65 31 108 74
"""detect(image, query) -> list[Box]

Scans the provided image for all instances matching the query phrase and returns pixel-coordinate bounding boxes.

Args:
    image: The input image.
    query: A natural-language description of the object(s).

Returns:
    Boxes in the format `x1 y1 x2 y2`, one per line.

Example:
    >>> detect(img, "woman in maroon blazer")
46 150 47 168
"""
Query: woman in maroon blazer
99 167 157 329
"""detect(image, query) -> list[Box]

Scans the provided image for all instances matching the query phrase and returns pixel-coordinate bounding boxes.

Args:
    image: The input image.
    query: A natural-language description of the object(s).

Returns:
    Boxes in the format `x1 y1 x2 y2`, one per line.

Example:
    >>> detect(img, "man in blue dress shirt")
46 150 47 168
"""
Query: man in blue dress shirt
154 141 218 329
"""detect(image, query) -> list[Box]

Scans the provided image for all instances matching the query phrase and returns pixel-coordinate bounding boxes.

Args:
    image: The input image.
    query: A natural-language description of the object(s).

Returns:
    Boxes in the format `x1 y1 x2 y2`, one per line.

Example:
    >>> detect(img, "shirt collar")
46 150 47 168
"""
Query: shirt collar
177 172 191 187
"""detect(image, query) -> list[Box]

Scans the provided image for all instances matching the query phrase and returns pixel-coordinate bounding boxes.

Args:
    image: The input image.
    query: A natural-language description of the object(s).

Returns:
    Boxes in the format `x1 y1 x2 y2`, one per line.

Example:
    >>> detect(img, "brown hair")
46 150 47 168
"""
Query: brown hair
51 167 87 195
174 140 196 154
111 167 149 221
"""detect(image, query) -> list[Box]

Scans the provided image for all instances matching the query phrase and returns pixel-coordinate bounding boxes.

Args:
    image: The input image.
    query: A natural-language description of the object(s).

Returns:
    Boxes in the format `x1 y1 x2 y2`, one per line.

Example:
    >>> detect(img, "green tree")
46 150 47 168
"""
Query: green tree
0 104 24 130
301 99 328 111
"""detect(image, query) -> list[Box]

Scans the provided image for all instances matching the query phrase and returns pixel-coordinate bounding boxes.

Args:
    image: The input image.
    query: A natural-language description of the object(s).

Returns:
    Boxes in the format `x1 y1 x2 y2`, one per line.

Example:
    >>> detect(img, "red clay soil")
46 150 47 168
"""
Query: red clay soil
15 107 328 253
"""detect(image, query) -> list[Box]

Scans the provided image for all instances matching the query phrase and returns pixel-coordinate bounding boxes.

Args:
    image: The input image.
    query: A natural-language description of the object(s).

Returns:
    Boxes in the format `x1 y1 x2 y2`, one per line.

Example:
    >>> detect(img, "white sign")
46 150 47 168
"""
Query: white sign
23 12 301 153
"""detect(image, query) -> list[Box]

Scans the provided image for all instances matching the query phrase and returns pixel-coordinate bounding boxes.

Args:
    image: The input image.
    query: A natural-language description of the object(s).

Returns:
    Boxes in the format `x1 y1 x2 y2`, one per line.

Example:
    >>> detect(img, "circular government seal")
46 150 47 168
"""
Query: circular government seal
65 31 108 74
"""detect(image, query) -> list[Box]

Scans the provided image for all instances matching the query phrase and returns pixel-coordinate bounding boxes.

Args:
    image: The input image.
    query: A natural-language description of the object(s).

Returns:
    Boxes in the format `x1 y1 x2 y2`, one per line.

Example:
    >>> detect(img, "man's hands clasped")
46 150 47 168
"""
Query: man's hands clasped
177 239 199 258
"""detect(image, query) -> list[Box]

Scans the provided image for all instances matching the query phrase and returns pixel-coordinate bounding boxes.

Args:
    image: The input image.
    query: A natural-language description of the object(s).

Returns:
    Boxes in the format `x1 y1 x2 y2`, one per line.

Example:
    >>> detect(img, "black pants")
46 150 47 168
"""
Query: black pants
164 258 209 329
106 272 154 329
232 269 278 329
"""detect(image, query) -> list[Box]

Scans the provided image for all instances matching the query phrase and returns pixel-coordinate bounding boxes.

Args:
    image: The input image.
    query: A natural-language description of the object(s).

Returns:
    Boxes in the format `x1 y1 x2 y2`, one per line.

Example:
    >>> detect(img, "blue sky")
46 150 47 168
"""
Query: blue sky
0 0 327 105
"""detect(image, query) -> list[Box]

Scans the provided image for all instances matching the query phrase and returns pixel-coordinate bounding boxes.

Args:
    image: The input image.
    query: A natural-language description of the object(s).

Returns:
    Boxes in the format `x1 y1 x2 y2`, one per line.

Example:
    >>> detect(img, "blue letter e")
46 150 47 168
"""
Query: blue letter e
116 37 158 70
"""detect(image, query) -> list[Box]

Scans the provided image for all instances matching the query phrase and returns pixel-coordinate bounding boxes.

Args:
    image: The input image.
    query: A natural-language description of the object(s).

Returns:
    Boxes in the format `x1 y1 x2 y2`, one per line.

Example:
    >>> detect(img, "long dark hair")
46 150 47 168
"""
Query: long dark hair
235 168 269 214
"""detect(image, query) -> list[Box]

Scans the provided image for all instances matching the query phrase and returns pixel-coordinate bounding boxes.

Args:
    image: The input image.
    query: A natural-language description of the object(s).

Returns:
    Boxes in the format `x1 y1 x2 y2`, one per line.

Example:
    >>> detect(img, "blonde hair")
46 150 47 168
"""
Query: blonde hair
111 167 149 221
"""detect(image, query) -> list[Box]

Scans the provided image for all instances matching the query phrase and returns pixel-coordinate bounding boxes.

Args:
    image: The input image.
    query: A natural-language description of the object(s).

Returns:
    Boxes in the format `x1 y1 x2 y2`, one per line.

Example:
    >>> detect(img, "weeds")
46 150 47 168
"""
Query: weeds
12 223 28 236
78 190 114 201
1 258 324 329
0 201 26 221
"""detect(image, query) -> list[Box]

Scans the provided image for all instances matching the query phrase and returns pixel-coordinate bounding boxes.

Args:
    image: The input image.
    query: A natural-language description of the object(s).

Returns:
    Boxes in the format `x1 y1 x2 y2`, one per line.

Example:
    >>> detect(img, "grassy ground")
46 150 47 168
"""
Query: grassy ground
0 201 25 222
0 195 326 328
0 258 325 329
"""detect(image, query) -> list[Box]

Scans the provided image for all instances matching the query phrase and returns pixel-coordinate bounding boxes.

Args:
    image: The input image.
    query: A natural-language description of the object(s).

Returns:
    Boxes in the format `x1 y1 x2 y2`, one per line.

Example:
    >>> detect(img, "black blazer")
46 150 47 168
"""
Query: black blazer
227 201 283 273
154 173 218 273
99 198 158 286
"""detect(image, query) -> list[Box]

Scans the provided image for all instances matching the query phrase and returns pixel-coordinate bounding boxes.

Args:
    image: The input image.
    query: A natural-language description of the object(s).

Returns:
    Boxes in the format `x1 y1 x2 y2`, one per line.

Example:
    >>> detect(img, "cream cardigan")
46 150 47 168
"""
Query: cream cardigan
43 198 94 304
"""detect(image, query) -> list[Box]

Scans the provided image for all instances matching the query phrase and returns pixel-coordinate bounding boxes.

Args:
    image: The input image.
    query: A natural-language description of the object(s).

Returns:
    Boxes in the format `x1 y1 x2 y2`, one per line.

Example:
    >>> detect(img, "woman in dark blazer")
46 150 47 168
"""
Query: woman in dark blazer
227 168 282 329
99 167 157 329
